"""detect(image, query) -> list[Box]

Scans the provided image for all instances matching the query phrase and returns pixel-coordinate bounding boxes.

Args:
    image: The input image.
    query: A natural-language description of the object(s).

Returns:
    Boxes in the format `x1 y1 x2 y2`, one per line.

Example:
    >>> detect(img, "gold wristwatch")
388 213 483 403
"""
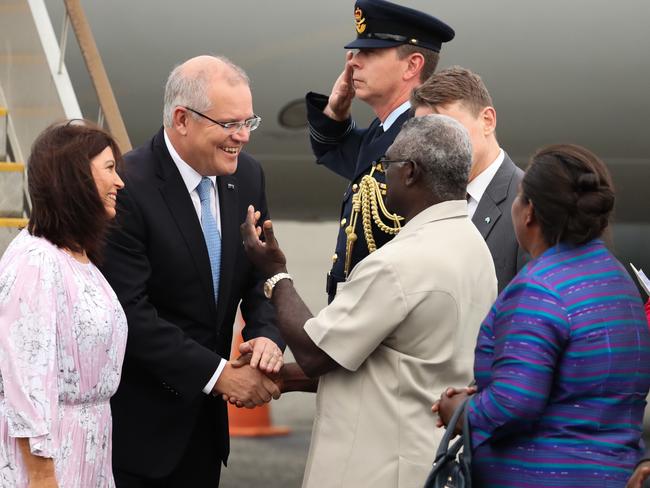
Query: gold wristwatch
263 272 293 299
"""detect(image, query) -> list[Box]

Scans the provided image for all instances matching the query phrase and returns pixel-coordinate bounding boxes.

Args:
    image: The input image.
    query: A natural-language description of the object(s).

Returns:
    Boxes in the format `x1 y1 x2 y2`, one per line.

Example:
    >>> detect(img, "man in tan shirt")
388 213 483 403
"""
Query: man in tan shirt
239 115 497 487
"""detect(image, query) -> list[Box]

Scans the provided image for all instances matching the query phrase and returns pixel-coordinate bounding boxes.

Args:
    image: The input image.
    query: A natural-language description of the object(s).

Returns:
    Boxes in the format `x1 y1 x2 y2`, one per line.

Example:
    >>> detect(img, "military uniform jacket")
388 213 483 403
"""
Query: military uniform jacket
306 92 411 297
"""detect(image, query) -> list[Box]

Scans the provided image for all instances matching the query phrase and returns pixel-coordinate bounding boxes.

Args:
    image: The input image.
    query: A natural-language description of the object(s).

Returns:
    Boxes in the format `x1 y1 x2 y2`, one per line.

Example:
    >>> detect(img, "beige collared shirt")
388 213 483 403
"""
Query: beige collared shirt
302 200 497 488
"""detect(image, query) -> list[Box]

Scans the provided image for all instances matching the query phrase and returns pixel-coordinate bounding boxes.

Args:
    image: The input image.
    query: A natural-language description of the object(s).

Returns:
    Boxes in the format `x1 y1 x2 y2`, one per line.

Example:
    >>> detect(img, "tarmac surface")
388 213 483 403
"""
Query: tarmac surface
221 391 315 487
220 220 334 487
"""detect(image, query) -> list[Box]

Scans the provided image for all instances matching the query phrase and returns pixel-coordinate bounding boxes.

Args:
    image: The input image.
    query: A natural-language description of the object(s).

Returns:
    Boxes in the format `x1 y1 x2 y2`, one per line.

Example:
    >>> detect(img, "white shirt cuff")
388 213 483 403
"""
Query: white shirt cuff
203 358 227 394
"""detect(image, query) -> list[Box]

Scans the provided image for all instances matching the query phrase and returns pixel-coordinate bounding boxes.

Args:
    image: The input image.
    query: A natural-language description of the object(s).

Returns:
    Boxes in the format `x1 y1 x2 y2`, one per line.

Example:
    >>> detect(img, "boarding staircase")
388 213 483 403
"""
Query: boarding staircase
0 106 28 251
0 0 130 255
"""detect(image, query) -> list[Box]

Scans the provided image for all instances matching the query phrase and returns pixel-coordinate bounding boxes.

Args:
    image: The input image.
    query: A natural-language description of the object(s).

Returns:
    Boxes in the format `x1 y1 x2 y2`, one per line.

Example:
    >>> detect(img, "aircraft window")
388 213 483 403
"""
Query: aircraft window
278 99 307 129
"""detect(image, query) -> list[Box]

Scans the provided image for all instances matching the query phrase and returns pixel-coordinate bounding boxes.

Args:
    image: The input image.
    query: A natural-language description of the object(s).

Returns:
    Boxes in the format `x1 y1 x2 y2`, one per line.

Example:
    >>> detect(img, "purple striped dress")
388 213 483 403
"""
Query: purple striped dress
469 239 650 487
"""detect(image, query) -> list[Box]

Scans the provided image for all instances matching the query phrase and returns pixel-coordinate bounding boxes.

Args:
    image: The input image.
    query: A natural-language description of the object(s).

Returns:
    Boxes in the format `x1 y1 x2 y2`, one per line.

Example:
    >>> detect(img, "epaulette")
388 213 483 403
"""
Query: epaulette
343 162 403 277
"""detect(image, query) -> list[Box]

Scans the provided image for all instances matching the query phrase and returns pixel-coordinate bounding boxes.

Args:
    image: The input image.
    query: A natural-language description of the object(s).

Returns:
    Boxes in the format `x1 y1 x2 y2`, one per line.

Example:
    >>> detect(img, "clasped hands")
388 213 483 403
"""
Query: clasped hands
431 385 477 435
214 337 284 409
212 206 289 408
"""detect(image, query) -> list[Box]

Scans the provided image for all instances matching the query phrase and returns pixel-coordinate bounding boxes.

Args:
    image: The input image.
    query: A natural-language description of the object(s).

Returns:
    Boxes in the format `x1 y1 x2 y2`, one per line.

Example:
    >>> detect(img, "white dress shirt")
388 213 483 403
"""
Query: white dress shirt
467 149 505 219
164 130 226 394
381 100 411 131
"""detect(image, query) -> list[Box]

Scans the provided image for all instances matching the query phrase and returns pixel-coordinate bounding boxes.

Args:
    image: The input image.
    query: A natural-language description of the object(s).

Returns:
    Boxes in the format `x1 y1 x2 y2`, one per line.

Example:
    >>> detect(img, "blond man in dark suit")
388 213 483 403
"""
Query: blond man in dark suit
412 66 526 292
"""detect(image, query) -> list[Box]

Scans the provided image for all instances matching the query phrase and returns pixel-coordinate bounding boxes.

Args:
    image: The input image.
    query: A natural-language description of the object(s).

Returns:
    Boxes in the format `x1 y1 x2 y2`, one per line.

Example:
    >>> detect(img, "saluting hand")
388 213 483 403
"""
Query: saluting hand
241 205 287 278
323 51 356 121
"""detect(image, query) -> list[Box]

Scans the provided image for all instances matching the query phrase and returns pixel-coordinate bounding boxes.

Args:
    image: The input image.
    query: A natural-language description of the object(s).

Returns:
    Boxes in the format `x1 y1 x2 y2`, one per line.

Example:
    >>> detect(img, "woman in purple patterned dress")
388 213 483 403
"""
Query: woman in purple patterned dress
0 121 127 487
438 144 650 487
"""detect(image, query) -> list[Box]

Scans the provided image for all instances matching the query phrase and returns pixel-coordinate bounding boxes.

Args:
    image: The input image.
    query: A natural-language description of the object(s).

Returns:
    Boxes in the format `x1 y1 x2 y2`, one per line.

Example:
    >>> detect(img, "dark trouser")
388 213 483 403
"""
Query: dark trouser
114 463 221 488
114 402 222 487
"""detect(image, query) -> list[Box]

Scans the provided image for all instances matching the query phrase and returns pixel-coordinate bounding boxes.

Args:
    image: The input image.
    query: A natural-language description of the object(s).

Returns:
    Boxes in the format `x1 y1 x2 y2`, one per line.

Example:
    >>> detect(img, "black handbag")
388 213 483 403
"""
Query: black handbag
423 399 472 488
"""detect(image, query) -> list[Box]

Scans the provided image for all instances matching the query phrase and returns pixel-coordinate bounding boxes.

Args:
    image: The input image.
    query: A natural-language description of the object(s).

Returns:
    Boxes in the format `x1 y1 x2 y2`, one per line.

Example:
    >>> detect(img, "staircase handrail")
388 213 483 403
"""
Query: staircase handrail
61 0 132 153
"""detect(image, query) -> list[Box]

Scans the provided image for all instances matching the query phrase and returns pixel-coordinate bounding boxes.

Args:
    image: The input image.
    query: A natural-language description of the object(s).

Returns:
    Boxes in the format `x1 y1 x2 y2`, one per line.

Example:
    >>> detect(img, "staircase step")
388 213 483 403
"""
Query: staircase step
0 218 28 227
0 162 25 171
0 162 25 217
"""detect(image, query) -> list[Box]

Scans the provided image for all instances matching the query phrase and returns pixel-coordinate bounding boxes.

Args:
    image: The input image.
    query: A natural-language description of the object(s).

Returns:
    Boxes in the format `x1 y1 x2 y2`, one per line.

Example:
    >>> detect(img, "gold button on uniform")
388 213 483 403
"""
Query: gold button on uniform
340 218 347 227
332 253 338 263
352 184 359 192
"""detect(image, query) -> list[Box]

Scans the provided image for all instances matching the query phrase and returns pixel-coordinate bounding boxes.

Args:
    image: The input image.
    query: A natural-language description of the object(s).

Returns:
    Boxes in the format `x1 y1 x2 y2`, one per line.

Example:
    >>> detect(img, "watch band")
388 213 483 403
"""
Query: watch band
264 272 292 299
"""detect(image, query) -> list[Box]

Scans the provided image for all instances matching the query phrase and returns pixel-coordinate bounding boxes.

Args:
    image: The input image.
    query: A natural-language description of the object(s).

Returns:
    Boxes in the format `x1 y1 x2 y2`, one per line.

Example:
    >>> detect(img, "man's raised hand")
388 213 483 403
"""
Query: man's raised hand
323 51 356 121
241 205 287 278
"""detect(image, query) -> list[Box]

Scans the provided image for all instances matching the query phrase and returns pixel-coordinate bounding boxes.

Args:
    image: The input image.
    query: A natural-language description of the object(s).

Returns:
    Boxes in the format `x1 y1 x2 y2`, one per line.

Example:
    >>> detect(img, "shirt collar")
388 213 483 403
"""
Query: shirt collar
163 129 216 193
467 149 504 204
381 100 411 131
396 200 468 239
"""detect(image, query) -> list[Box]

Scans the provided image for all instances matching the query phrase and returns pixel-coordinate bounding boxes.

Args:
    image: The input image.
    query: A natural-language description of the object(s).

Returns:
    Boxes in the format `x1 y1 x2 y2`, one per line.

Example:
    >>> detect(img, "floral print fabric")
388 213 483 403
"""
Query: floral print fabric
0 230 127 487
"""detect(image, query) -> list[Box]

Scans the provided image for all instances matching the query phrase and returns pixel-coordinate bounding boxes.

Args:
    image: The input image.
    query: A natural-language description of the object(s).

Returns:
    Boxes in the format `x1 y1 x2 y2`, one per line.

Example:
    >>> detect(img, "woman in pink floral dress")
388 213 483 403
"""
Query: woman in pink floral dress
0 121 127 487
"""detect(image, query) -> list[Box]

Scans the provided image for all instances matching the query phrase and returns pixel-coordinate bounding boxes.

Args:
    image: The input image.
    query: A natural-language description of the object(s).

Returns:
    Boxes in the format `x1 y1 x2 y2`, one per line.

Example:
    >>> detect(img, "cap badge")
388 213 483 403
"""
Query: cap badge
354 7 366 34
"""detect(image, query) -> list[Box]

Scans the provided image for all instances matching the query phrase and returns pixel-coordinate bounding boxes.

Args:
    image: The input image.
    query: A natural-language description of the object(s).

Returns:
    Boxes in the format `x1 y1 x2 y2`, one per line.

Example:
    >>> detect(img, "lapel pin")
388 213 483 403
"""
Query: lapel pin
227 183 235 190
484 217 491 224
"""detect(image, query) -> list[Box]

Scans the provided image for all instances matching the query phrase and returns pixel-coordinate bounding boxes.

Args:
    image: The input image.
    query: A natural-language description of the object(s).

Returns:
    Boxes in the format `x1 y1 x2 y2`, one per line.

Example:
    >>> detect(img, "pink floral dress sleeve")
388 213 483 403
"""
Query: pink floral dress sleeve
0 237 62 483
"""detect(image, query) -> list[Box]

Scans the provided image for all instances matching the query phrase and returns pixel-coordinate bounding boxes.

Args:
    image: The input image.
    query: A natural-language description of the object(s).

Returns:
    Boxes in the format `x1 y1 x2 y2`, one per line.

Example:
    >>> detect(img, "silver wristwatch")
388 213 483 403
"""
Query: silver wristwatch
263 272 292 299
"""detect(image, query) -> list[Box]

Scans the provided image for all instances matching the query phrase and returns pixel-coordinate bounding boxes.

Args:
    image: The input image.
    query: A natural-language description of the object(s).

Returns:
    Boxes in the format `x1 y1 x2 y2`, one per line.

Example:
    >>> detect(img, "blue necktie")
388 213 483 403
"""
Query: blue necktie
196 177 221 303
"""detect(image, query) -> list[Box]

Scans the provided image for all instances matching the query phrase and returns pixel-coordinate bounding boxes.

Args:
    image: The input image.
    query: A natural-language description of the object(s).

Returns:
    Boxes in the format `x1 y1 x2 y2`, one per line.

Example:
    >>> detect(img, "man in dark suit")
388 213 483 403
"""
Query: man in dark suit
101 55 284 487
306 0 455 302
412 66 526 292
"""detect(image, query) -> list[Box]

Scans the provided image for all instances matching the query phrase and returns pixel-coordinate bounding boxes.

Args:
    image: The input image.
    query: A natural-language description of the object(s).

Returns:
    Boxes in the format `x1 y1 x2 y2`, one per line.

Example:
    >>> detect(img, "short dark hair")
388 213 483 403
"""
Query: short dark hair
411 66 493 116
396 45 440 82
522 144 615 246
27 120 124 264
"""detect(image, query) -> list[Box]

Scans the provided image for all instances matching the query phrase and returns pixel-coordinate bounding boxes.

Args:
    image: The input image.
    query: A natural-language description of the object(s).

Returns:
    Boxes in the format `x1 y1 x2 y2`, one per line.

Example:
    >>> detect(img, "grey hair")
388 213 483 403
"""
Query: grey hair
162 55 250 128
386 114 472 200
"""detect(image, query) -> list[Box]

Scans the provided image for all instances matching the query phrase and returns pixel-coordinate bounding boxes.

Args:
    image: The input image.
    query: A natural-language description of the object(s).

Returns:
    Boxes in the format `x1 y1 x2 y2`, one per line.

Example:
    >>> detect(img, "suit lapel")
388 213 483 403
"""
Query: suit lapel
154 132 217 318
472 154 517 240
472 195 501 240
215 174 238 327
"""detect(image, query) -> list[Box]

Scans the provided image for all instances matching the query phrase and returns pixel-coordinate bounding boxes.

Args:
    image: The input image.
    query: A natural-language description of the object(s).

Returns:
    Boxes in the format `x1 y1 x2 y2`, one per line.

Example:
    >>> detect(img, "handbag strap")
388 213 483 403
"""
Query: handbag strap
461 398 472 466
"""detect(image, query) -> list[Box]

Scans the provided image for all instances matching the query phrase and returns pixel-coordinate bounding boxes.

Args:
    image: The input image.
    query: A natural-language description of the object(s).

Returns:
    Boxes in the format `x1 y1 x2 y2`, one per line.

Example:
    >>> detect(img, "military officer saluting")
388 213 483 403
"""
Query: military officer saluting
306 0 455 301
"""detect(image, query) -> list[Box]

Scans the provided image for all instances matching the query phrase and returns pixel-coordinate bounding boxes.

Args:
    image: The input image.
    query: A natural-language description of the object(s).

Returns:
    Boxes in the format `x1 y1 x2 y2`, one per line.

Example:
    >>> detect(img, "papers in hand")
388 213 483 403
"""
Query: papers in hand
630 263 650 296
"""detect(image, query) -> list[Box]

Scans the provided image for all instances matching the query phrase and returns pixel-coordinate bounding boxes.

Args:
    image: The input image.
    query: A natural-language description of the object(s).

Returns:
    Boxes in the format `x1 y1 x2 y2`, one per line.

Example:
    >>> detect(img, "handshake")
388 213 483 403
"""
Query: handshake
212 337 285 409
